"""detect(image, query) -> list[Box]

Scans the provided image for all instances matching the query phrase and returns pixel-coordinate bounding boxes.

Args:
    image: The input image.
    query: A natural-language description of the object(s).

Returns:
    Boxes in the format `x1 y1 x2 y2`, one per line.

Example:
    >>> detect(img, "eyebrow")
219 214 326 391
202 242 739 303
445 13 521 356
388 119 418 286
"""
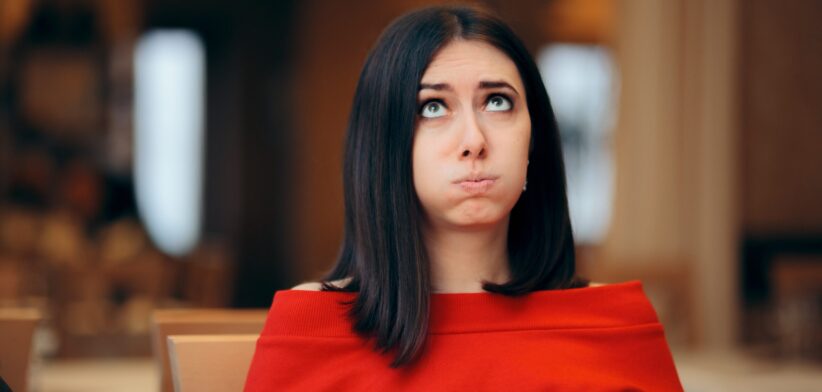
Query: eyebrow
418 80 520 96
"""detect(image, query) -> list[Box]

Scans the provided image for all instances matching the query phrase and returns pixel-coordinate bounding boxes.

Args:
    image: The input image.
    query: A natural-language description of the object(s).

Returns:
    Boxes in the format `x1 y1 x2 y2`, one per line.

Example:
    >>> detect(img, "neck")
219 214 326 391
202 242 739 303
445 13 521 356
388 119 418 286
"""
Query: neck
424 218 512 293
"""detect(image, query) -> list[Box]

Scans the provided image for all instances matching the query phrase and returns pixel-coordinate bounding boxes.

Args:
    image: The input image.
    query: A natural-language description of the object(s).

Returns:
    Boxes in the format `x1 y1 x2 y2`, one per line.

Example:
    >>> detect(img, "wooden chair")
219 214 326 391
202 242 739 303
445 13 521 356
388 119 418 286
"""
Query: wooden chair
167 334 258 392
0 308 42 392
151 309 267 392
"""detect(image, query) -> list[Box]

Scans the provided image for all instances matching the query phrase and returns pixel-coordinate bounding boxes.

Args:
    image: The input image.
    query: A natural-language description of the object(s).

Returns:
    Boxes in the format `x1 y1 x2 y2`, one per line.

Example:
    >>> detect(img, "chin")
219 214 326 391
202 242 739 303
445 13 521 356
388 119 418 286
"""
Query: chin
448 205 508 228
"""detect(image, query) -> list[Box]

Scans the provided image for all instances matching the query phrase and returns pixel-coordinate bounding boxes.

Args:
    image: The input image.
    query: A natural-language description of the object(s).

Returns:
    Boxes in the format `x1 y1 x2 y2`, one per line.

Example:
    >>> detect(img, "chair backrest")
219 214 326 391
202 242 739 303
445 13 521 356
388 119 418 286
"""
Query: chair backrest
151 309 267 392
167 334 258 392
0 308 41 392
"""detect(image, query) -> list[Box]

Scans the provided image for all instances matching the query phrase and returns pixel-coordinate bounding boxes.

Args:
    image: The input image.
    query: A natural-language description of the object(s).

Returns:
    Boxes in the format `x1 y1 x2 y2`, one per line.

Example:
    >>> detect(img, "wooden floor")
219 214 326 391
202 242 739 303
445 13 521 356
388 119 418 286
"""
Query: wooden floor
33 358 156 392
27 351 822 392
674 350 822 392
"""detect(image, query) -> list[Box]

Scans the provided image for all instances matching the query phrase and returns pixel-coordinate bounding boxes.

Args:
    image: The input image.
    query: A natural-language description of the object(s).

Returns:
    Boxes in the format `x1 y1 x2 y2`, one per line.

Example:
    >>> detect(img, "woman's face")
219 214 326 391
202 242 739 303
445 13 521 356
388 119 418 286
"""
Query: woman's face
412 39 531 230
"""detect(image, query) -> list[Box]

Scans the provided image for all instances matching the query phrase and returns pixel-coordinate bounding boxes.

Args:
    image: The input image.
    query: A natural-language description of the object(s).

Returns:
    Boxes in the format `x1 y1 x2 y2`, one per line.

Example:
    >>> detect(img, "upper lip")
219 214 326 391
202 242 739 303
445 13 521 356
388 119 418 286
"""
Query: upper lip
453 173 499 183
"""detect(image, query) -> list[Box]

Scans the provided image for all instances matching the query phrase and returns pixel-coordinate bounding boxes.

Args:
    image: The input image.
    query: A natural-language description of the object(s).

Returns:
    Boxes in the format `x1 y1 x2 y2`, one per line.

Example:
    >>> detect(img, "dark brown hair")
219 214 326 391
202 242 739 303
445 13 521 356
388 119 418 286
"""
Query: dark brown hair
321 5 587 367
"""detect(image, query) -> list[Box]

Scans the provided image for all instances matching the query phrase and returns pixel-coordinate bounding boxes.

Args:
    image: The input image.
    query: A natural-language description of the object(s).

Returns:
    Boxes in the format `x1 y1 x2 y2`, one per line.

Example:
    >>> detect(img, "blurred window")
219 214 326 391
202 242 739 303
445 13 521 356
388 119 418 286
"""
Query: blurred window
134 30 205 256
537 44 617 244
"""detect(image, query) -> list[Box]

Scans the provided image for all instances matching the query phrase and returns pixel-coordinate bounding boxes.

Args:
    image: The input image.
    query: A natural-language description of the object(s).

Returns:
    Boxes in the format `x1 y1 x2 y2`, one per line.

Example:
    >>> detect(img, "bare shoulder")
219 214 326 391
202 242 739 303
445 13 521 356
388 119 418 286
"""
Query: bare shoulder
587 281 605 287
290 282 324 291
291 277 352 291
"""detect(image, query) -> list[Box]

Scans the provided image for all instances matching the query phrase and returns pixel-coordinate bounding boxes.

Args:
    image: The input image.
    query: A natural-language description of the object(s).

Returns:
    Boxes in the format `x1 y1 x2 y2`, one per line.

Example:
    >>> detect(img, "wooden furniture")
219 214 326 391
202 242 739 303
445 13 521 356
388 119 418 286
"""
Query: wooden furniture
0 308 42 392
151 309 267 392
168 334 258 392
36 358 156 392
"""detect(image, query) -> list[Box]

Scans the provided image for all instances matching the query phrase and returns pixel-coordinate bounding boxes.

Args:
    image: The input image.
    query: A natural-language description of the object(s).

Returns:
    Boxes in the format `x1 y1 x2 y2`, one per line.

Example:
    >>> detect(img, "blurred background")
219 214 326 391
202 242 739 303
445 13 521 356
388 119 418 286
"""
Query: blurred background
0 0 820 390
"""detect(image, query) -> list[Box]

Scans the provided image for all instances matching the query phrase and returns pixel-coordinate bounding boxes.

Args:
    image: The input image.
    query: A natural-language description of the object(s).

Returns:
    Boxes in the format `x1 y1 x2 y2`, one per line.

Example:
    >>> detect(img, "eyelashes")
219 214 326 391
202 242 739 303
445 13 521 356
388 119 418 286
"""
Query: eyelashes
417 93 514 119
486 94 513 112
419 99 447 119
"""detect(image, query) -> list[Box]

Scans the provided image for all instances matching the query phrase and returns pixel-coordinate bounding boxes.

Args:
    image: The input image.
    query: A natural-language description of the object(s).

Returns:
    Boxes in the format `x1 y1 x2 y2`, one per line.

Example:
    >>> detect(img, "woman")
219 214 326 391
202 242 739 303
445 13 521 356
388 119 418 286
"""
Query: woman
244 5 682 391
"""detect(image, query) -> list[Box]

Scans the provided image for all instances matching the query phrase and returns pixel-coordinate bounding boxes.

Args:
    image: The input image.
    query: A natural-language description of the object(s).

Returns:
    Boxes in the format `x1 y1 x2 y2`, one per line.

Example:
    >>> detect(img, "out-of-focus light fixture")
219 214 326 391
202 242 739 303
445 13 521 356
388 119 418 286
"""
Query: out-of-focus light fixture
538 44 617 244
134 29 205 256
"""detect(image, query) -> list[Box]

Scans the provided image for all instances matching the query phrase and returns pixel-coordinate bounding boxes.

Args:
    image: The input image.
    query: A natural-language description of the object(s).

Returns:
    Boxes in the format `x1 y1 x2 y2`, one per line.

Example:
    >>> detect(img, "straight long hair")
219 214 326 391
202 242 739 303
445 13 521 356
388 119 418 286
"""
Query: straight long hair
321 5 587 368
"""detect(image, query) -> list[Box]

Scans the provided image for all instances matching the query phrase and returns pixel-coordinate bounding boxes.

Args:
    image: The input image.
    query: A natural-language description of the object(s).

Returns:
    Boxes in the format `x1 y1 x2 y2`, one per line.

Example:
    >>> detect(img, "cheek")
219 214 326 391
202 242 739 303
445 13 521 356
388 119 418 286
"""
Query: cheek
412 132 461 212
513 112 532 153
491 115 531 170
491 118 531 202
514 115 532 166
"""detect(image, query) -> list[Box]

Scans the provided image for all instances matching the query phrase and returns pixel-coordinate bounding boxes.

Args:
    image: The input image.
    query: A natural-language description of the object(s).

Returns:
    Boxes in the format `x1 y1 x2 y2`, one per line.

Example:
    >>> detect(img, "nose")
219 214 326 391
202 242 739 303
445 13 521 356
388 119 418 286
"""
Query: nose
459 112 487 159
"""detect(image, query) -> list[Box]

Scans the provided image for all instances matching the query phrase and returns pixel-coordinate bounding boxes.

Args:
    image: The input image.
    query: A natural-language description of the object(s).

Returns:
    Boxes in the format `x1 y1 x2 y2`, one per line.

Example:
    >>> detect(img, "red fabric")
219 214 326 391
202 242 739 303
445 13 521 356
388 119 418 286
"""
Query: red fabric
244 280 683 391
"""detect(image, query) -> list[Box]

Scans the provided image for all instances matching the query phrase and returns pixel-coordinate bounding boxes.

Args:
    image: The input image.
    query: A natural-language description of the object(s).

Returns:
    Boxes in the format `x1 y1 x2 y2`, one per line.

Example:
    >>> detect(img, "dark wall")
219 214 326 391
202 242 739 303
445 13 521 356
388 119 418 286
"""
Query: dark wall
741 0 822 236
144 0 299 307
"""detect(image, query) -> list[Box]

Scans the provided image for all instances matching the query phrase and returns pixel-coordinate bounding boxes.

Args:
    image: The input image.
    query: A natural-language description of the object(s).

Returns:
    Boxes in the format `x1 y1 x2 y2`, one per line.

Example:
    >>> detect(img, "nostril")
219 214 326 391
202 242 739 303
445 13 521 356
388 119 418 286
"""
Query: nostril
462 150 470 157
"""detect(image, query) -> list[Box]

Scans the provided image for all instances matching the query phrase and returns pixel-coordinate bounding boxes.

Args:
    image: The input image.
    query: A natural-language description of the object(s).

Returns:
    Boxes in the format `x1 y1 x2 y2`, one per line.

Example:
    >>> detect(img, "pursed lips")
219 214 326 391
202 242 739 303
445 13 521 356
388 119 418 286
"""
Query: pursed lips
453 174 498 194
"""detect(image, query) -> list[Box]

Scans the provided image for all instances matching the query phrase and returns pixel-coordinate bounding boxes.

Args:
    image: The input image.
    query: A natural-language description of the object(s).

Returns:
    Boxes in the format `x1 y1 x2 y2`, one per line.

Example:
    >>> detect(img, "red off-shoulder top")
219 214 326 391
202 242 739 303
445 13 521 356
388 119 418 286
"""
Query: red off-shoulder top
244 280 683 391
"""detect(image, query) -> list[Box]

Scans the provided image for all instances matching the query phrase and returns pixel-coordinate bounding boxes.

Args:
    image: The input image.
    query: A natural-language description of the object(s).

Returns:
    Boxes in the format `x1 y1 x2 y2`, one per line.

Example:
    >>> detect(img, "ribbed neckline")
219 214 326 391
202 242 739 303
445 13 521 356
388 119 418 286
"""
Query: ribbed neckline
260 280 659 337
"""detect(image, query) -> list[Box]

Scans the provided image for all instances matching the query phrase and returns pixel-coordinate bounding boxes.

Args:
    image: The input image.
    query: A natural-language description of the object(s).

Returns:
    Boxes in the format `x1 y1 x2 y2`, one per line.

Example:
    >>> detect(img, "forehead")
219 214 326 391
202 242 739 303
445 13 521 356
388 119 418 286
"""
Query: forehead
421 39 523 88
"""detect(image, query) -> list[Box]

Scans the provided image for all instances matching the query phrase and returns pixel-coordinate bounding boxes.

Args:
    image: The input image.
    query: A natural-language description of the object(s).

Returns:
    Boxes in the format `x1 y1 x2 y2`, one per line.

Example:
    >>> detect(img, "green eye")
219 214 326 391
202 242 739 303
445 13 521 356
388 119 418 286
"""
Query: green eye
487 95 512 112
420 101 446 118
